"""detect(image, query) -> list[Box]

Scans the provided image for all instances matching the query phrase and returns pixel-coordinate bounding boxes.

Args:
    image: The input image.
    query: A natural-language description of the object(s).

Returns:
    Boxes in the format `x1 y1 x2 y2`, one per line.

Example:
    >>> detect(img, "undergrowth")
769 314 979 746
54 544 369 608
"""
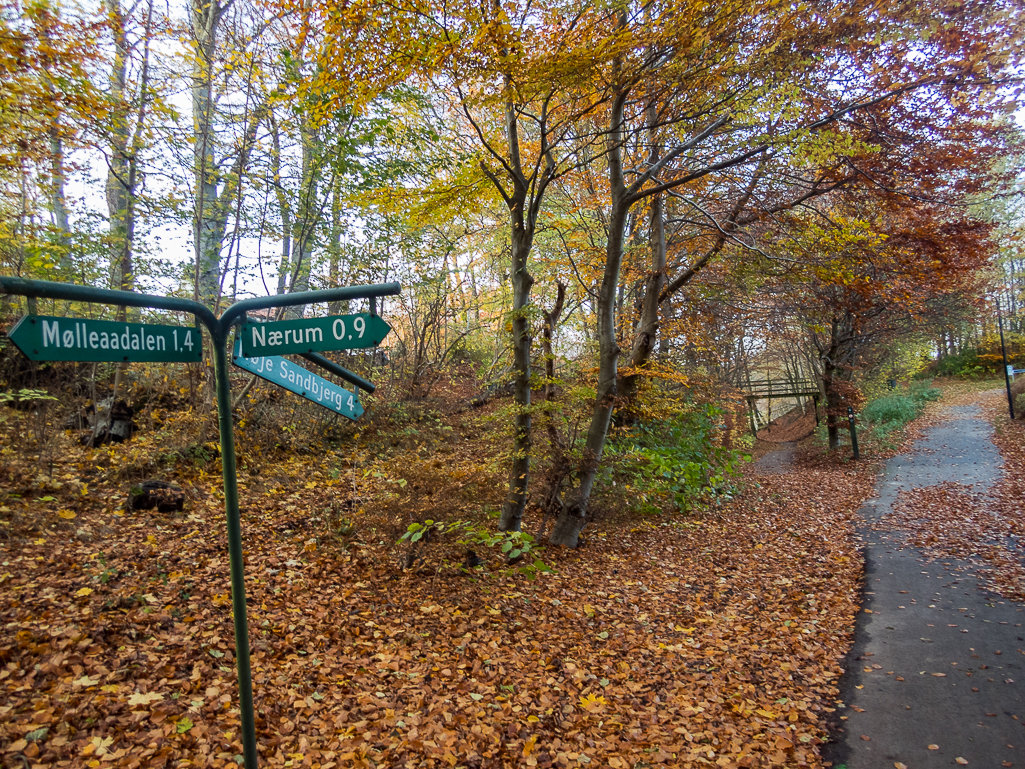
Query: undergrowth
859 381 942 449
601 403 748 515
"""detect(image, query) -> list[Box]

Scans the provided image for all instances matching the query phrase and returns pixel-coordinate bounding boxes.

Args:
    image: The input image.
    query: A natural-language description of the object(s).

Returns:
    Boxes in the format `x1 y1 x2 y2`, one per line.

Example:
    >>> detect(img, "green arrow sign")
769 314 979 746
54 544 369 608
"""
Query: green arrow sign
7 314 201 363
240 313 390 357
231 340 363 420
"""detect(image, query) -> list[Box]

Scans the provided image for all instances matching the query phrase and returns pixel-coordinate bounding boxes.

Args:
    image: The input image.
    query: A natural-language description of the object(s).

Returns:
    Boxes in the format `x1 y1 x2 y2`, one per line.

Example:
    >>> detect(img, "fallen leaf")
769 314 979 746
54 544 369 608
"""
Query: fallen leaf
956 758 969 765
75 587 93 597
128 692 164 707
928 744 939 750
522 735 537 757
861 735 871 741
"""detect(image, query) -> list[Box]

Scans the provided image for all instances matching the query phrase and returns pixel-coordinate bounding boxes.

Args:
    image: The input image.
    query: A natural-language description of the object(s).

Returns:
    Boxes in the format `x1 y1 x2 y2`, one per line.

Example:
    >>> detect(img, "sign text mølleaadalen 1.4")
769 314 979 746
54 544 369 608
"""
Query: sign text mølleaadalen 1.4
7 315 201 363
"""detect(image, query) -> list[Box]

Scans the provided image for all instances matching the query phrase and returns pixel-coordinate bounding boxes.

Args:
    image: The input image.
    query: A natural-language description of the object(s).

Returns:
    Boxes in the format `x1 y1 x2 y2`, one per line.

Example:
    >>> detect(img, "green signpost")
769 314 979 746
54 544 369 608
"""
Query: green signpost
8 314 201 362
0 276 400 769
240 312 391 357
232 340 364 420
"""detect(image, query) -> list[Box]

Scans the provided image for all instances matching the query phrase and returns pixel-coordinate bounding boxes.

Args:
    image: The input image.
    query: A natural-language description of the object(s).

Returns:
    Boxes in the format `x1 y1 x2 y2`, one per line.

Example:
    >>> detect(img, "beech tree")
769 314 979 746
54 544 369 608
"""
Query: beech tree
0 0 99 277
544 0 1022 546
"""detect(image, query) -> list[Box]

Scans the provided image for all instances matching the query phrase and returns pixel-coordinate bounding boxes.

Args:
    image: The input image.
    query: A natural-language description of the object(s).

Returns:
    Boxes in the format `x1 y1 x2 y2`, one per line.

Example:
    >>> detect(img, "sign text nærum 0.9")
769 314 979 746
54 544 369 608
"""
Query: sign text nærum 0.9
240 313 391 357
7 314 202 363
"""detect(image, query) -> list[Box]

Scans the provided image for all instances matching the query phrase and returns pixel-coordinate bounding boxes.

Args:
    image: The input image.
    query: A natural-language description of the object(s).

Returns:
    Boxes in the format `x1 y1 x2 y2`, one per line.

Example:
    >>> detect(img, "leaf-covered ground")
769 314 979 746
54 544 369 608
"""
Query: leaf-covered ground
6 382 991 768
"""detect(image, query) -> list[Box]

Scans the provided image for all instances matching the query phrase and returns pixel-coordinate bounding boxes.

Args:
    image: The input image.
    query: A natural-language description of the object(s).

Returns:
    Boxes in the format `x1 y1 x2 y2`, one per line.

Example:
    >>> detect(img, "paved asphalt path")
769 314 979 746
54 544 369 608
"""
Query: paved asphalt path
823 404 1025 768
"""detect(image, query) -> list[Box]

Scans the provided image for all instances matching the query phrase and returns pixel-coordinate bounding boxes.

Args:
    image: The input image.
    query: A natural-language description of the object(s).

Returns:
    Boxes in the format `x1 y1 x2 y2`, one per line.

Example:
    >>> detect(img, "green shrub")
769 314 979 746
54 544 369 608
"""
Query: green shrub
907 381 942 404
602 403 746 514
860 381 940 436
861 393 917 426
933 349 982 377
1015 393 1025 416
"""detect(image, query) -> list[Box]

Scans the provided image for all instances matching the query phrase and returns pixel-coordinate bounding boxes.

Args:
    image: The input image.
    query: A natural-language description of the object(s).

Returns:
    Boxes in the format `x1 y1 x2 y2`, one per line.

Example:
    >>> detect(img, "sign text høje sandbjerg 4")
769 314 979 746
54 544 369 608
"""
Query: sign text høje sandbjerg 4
240 313 391 357
231 340 363 420
7 314 201 363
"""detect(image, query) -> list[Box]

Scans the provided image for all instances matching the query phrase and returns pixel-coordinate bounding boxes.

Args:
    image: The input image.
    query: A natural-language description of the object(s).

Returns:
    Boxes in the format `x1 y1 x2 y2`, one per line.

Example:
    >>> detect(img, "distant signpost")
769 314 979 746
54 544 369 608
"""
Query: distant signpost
240 313 391 357
7 314 201 363
231 340 363 420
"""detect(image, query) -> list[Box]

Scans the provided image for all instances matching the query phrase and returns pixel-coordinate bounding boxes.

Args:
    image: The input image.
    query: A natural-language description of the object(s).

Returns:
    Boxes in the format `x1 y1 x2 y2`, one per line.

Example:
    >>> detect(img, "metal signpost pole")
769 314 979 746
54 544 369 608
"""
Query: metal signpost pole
997 297 1015 420
0 277 400 769
209 321 259 766
847 406 859 460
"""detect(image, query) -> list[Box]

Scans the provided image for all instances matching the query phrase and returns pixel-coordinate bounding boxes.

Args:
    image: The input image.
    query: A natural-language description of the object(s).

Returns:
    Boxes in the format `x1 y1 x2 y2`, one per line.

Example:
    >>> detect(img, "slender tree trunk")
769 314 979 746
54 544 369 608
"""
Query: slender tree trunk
498 220 535 531
549 68 630 548
105 0 152 397
38 17 71 271
191 0 267 310
270 113 292 295
191 0 222 308
621 189 666 404
288 117 321 297
538 283 567 535
49 127 72 270
327 179 344 314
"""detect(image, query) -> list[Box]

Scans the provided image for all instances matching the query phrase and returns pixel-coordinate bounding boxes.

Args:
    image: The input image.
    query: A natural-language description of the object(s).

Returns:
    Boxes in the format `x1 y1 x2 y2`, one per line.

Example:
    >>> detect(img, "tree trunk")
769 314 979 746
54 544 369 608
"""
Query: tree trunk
190 0 267 310
621 189 666 405
823 358 841 450
497 222 534 531
105 0 152 396
538 283 567 529
287 117 321 297
48 127 72 270
270 112 292 295
327 178 344 314
549 65 630 547
191 0 223 308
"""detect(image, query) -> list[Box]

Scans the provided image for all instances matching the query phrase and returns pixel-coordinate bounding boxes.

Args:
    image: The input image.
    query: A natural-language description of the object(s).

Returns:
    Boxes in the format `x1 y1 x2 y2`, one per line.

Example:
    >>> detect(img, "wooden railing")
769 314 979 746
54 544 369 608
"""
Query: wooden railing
742 379 821 435
744 379 821 399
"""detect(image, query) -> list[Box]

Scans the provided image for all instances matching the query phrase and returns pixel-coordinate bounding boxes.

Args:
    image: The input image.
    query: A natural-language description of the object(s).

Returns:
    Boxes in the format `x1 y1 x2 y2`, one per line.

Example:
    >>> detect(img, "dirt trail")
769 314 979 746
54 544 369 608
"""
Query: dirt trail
753 441 798 474
823 401 1025 768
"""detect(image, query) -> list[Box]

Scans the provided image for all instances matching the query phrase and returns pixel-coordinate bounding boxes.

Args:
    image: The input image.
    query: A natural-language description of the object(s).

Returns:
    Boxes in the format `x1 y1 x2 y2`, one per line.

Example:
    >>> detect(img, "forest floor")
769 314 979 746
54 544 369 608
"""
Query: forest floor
755 409 817 444
0 378 1018 768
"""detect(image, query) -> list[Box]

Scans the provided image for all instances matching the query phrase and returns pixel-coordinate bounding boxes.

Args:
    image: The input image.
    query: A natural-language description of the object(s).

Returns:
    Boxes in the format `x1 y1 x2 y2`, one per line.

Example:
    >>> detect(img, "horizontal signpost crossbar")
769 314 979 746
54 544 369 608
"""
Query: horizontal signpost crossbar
300 352 375 393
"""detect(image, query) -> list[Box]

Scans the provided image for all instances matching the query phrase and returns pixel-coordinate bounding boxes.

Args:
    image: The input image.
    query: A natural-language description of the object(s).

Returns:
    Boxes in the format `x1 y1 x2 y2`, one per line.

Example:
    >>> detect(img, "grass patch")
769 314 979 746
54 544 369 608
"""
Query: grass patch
861 381 941 445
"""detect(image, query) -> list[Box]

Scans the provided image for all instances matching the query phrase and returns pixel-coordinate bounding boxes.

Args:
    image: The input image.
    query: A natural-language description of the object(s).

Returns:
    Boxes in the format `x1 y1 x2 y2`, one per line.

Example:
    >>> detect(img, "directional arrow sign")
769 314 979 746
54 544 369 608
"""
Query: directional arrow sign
240 313 390 357
231 340 363 420
7 314 202 363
